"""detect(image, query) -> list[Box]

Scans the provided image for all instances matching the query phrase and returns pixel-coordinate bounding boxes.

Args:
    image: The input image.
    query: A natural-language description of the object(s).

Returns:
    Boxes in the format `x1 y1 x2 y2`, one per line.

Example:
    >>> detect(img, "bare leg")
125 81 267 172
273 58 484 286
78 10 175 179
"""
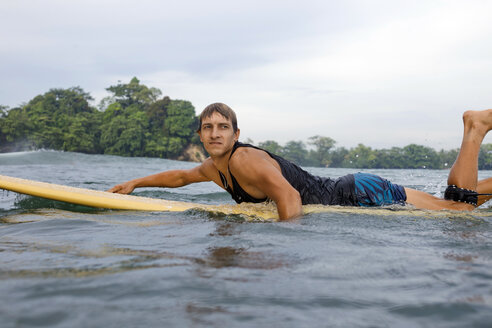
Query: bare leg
406 109 492 211
447 110 492 190
477 177 492 206
405 175 492 210
404 188 474 210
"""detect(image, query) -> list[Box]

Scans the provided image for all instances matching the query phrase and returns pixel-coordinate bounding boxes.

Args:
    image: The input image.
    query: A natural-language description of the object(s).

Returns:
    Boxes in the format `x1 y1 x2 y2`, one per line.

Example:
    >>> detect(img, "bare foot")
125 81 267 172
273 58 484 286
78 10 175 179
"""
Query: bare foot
463 109 492 136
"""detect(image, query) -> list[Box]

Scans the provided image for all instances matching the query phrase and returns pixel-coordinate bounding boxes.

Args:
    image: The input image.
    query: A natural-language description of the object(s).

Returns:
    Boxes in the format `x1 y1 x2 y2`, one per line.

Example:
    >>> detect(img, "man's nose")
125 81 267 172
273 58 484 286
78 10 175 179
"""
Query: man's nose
211 126 220 138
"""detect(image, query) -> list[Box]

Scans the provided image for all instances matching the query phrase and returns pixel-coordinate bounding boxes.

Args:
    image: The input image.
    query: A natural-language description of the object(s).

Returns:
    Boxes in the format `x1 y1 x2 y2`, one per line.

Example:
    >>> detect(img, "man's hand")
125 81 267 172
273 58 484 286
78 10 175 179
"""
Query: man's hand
107 181 136 194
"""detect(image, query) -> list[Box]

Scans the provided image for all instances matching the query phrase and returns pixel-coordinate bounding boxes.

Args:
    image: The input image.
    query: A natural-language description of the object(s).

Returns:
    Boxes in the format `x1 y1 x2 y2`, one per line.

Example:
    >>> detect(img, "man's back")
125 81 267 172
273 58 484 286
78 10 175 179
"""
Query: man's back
228 142 356 205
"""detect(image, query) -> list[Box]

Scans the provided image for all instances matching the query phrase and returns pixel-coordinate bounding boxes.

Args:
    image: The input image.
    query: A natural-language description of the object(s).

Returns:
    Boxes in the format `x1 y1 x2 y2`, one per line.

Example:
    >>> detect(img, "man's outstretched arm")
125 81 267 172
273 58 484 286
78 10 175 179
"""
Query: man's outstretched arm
107 161 212 194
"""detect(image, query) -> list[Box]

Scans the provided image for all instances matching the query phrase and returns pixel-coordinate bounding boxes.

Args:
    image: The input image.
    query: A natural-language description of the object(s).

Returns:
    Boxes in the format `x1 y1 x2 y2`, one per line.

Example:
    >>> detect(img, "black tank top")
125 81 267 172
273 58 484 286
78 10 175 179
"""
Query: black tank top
218 142 357 205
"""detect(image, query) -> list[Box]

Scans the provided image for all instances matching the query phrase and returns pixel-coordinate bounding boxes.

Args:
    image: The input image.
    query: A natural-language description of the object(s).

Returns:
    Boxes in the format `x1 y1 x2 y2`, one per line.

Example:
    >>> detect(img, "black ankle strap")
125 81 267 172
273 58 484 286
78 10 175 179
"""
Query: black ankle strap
444 185 478 206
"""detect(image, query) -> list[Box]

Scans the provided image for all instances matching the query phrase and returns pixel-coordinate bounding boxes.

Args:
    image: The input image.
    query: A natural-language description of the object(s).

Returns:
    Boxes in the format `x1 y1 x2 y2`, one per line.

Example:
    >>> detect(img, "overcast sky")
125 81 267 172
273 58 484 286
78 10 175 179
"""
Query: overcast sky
2 0 492 150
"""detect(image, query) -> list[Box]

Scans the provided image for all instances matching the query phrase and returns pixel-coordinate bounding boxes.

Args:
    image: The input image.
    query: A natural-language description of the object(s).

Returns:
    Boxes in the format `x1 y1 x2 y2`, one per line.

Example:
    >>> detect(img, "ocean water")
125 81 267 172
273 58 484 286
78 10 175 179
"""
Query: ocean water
0 150 491 328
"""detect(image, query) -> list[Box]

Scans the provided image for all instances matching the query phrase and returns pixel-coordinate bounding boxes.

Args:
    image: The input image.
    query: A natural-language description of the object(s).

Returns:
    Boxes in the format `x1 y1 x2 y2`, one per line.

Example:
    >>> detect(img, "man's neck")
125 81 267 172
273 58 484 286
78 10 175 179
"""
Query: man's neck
210 149 234 173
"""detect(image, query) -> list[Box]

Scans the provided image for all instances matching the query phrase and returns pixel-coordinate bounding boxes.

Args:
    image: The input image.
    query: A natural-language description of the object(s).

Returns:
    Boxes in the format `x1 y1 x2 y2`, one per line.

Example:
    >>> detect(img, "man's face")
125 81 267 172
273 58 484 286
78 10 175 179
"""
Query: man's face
198 112 239 158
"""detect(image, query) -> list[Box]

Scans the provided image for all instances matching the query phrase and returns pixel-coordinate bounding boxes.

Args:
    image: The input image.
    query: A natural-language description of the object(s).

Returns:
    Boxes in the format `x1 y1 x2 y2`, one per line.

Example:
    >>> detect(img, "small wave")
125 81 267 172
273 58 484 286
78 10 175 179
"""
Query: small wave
0 150 39 157
14 195 106 213
0 150 80 165
0 149 195 167
132 190 232 205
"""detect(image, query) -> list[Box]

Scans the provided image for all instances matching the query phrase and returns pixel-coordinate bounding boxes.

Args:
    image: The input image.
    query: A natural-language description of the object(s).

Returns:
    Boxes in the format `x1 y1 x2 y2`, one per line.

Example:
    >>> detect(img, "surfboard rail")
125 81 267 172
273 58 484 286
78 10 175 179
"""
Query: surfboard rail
0 174 205 212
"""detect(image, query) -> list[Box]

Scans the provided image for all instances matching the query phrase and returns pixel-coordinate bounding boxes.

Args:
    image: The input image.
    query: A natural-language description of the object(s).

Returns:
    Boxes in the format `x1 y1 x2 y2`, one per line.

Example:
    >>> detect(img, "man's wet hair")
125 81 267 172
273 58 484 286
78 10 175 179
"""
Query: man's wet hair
197 103 238 133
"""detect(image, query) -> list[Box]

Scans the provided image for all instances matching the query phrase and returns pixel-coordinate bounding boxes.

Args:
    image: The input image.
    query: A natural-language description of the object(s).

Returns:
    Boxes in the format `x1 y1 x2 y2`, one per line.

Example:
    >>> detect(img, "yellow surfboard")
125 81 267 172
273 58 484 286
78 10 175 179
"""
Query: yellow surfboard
1 174 485 220
0 174 281 219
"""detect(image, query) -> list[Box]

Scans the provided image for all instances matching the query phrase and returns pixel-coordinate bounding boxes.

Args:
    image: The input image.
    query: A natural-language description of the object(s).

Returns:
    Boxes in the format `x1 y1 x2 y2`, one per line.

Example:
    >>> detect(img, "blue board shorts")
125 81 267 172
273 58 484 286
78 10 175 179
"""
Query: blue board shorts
352 173 407 206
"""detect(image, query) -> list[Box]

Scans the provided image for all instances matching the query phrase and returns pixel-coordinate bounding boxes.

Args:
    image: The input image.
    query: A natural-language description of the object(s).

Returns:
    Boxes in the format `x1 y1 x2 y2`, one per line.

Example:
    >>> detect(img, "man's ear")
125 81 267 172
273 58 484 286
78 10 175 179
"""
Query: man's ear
234 128 240 142
197 130 203 143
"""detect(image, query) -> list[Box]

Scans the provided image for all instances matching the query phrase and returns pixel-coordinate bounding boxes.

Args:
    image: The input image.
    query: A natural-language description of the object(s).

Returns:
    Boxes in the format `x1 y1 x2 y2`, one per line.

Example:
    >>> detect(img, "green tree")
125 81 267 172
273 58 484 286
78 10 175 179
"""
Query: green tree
329 147 349 167
401 144 440 169
8 87 98 150
438 148 459 169
167 137 186 157
104 77 162 108
308 135 336 167
478 144 492 170
98 79 198 158
373 147 405 169
258 140 283 156
0 107 33 143
100 105 149 156
164 100 197 139
144 137 168 158
345 144 377 168
63 112 101 153
146 96 171 133
0 105 7 117
0 80 205 160
282 140 309 165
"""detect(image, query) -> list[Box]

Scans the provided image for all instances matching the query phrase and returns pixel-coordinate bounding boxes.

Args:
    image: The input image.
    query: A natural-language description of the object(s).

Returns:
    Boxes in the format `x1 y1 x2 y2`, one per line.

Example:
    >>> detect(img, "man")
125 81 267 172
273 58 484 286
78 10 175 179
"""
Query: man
108 103 492 220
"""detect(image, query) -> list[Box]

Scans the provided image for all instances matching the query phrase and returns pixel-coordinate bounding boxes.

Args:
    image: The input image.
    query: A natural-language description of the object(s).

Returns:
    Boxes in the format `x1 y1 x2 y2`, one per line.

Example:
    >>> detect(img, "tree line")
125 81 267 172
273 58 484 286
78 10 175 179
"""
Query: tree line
2 77 492 169
0 77 200 160
256 136 492 170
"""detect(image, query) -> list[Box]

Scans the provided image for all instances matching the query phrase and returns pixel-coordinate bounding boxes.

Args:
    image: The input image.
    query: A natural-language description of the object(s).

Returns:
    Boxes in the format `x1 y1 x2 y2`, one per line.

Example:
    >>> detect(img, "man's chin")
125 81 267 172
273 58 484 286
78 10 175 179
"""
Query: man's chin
207 150 225 157
205 146 229 157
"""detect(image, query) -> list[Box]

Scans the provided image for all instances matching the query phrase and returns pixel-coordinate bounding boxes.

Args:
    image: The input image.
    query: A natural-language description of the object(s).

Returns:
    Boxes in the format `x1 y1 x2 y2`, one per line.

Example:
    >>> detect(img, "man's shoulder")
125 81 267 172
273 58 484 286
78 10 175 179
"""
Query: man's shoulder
198 157 216 168
231 146 267 162
229 146 272 174
194 157 218 176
